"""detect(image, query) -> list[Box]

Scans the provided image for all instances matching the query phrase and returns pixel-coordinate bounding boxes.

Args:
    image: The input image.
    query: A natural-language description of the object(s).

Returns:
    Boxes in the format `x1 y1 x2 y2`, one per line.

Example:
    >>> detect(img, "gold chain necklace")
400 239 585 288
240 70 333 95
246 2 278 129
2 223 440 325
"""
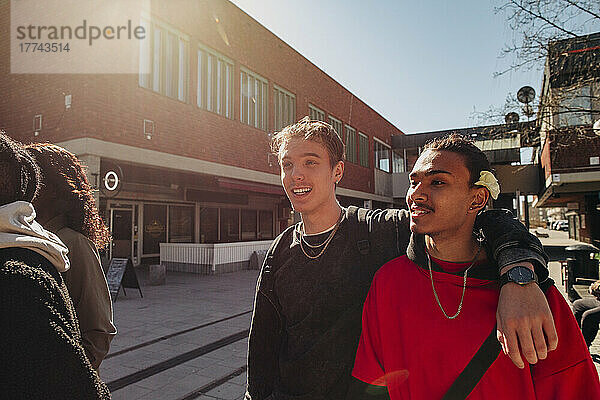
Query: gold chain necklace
299 210 344 259
426 242 482 320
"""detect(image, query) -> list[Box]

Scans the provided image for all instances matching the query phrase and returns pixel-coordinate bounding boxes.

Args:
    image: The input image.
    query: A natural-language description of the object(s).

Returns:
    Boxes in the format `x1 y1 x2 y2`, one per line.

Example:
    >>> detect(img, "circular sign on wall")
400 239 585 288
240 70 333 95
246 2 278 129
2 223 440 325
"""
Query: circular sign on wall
99 161 124 197
104 171 119 191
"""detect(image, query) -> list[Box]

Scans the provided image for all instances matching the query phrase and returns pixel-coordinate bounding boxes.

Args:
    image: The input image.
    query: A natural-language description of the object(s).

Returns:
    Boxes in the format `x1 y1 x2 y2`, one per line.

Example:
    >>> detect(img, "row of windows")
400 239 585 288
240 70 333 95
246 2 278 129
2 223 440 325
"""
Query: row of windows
310 105 392 171
138 17 394 172
139 17 291 133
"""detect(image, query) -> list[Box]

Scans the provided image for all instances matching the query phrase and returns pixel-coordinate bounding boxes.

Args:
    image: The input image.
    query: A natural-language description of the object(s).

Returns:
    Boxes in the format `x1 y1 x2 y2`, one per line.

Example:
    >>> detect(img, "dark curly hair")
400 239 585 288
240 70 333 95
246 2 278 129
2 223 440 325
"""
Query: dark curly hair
423 133 493 186
0 132 40 205
26 143 111 249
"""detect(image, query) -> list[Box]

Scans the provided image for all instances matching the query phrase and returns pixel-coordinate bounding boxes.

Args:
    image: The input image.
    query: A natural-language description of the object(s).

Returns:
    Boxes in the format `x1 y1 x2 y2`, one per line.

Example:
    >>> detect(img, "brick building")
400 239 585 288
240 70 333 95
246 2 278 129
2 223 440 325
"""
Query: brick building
535 32 600 246
0 0 402 267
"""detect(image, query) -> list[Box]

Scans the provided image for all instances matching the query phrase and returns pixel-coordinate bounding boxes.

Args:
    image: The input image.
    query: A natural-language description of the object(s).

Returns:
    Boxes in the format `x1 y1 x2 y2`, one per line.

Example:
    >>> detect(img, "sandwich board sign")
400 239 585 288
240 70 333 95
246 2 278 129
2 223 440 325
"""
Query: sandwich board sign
105 258 142 301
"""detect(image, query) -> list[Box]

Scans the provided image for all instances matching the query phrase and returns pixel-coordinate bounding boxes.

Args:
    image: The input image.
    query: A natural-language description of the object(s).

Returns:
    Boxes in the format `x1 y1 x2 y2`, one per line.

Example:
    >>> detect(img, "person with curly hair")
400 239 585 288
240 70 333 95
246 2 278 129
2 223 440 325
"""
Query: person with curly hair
26 142 116 369
0 132 110 398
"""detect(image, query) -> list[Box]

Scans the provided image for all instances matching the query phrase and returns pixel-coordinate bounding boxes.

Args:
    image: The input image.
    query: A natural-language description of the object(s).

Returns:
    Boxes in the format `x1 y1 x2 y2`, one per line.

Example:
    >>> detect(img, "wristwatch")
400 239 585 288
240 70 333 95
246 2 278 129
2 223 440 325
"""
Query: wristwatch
499 266 538 287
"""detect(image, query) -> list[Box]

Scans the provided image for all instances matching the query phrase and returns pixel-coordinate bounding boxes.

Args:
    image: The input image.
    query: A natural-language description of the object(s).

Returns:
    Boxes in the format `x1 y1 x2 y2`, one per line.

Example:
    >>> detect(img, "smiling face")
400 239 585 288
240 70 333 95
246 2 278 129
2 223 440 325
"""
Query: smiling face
407 149 488 238
279 137 343 218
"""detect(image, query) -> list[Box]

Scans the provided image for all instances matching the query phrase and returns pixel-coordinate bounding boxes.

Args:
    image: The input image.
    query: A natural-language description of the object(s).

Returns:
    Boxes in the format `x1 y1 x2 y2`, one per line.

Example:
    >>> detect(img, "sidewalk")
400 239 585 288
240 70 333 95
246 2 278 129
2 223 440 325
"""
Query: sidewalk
100 269 259 400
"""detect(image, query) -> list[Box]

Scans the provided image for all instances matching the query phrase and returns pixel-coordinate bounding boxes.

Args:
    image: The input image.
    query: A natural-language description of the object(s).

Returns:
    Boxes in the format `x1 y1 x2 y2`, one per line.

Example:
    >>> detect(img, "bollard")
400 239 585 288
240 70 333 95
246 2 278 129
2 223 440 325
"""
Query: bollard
149 264 166 285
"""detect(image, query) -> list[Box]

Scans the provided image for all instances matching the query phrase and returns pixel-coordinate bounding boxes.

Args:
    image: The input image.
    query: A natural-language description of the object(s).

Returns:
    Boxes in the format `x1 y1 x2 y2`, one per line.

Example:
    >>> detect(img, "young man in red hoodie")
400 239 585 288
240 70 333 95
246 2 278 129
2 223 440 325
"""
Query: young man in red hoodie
351 134 600 399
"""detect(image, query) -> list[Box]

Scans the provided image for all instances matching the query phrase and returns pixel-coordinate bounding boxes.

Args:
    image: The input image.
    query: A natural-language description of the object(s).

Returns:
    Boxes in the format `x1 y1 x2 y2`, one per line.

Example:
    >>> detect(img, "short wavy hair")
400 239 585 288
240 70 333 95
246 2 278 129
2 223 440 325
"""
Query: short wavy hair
271 116 345 167
26 143 111 250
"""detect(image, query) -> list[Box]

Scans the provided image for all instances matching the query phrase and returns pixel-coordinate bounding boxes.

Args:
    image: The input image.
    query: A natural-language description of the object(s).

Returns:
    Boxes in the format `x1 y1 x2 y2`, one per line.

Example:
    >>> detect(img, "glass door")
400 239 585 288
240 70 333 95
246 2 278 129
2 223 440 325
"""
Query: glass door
110 209 133 260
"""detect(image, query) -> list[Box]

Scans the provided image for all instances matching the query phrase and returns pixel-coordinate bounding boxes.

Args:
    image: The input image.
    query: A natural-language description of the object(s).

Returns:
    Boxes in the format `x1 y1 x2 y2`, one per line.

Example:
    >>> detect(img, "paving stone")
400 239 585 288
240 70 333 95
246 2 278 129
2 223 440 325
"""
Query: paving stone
103 270 258 399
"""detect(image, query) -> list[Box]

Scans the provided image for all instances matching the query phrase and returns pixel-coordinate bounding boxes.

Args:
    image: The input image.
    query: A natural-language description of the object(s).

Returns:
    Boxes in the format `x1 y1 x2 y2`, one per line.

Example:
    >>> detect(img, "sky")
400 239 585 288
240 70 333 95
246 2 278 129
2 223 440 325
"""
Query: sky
228 0 597 134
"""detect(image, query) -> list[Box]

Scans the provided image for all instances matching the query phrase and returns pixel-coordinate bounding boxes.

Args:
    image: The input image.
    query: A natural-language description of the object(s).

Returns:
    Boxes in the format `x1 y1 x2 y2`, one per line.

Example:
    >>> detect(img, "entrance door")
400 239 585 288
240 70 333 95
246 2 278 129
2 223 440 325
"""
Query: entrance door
111 209 132 259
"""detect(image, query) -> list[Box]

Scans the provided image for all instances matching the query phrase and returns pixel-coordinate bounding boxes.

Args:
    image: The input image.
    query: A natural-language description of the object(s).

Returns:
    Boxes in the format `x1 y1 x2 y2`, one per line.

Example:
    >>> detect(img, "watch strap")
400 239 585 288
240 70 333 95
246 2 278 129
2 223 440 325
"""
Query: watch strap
499 266 538 288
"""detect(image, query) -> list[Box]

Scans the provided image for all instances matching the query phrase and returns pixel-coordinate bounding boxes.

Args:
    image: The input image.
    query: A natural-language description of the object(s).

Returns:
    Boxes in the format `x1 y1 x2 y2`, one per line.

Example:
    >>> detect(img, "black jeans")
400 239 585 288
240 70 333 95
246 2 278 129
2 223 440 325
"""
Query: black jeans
572 297 600 347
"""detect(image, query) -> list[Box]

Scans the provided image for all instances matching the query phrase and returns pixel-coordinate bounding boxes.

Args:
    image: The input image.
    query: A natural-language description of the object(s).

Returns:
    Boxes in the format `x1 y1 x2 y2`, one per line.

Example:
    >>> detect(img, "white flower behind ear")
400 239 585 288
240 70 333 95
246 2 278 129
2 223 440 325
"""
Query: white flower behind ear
474 171 500 200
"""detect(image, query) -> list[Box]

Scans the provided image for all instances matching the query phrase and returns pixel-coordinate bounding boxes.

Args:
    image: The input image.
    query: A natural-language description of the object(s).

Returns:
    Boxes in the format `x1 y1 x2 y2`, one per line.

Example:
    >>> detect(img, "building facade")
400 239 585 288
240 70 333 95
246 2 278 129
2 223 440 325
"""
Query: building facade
535 32 600 245
0 0 402 266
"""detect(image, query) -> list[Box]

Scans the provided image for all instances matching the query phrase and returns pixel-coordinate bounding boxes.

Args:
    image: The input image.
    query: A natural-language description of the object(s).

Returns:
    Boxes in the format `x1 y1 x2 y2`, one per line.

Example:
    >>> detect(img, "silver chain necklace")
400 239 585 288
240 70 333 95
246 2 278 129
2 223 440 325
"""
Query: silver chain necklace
300 224 336 249
426 241 482 320
299 209 344 259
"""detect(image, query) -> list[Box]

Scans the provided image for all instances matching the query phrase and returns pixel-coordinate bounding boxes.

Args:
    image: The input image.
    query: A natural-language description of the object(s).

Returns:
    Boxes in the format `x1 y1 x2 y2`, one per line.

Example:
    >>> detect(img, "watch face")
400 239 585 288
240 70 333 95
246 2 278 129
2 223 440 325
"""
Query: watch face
508 266 534 284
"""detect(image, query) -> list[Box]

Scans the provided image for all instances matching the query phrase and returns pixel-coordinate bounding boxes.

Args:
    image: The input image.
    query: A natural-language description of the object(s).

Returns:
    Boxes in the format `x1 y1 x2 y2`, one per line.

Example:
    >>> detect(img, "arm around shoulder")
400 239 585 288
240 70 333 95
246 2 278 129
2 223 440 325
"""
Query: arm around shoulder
475 209 549 280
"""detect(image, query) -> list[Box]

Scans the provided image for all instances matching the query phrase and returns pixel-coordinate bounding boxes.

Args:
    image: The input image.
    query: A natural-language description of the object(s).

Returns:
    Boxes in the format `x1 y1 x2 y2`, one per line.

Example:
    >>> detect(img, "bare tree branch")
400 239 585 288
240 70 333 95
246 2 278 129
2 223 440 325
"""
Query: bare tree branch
508 0 578 37
560 0 600 21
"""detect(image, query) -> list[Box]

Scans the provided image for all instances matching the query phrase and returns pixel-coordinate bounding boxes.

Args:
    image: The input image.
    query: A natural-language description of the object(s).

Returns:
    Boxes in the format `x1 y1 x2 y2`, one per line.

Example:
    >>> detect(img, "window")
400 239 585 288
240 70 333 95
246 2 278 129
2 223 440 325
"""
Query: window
328 116 343 137
258 210 273 239
200 207 218 243
345 125 357 163
273 85 296 131
168 205 194 243
241 68 268 130
241 209 257 240
197 45 233 118
558 85 593 127
220 208 240 242
143 204 167 255
139 17 189 102
405 147 420 172
358 132 369 167
309 104 325 122
374 139 391 172
392 149 405 173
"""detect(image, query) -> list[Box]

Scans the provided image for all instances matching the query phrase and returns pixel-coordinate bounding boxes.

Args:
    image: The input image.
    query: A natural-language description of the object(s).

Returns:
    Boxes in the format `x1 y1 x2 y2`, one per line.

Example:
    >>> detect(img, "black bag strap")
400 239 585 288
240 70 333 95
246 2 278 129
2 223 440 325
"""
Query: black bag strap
347 206 371 256
442 325 501 400
260 224 296 295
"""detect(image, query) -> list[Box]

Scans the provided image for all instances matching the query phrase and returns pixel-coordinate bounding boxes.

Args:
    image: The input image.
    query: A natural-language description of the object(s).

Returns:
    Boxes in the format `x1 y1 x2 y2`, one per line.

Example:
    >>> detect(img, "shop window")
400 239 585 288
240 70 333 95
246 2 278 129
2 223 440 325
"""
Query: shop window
143 204 167 255
200 207 218 243
241 209 258 240
168 205 194 243
220 208 240 242
258 210 273 240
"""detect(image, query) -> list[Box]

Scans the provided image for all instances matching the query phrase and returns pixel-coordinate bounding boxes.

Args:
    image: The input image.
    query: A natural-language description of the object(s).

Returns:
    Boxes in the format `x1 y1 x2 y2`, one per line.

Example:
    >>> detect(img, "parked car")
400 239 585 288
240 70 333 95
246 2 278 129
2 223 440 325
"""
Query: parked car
556 221 569 231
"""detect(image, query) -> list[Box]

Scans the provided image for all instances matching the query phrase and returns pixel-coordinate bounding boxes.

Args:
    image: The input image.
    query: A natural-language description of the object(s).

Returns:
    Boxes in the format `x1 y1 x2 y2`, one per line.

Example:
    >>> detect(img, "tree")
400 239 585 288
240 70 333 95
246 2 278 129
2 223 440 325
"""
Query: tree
495 0 600 76
473 1 600 145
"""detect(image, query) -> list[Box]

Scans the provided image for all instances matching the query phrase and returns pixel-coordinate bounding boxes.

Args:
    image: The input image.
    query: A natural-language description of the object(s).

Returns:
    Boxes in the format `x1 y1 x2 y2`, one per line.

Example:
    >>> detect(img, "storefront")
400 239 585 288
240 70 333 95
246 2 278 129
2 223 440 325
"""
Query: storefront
98 159 284 266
